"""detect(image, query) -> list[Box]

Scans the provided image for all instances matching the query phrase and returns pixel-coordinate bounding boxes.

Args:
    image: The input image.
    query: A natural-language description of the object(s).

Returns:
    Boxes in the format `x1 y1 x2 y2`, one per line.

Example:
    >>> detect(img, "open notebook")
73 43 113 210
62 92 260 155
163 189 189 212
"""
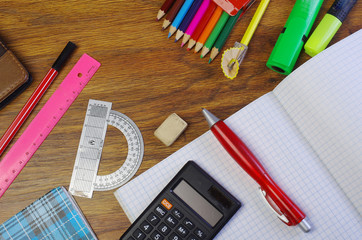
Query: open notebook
115 30 362 239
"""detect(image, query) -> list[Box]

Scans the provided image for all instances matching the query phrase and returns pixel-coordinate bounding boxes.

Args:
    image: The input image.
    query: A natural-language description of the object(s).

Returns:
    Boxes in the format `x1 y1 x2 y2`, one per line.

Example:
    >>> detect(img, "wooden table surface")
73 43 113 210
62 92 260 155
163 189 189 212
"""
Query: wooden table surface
0 0 361 239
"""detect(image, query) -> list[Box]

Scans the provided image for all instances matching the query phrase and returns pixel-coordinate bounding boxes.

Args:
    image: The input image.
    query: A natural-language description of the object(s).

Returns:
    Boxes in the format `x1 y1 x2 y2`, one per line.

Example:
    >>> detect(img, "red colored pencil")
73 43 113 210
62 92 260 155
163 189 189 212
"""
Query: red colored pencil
0 42 76 156
186 1 217 50
157 0 177 21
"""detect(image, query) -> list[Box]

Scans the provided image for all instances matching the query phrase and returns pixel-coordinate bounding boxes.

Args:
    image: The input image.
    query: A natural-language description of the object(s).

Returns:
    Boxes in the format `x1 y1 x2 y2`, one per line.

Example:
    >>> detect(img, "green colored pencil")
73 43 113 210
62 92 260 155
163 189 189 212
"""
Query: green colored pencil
209 9 244 63
200 11 229 58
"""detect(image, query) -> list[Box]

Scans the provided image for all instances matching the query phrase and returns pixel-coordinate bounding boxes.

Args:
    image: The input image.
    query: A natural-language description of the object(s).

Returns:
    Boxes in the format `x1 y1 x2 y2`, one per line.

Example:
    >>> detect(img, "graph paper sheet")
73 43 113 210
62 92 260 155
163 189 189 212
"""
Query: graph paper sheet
0 187 97 240
115 30 362 239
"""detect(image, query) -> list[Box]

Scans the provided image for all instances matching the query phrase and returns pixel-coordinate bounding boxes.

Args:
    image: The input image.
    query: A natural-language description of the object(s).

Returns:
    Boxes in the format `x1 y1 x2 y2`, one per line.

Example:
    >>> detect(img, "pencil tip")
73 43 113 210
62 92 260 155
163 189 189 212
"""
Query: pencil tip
200 55 204 59
187 48 190 51
181 43 185 48
168 33 171 38
208 58 212 64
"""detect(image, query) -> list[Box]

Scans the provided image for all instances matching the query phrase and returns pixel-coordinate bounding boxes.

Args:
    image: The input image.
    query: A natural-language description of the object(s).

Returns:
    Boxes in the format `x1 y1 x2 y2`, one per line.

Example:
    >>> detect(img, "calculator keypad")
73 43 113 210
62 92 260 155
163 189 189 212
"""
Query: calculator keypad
129 199 207 240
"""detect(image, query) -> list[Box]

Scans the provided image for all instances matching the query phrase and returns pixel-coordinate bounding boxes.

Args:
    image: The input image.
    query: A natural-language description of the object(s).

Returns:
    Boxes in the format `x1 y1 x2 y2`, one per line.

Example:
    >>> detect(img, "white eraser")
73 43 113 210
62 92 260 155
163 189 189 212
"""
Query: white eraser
154 113 188 146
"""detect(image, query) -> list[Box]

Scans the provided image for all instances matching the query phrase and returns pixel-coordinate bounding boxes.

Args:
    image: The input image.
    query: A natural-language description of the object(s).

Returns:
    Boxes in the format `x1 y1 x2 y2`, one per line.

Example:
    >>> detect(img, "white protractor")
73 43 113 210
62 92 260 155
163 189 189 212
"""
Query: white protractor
69 100 144 198
94 110 144 191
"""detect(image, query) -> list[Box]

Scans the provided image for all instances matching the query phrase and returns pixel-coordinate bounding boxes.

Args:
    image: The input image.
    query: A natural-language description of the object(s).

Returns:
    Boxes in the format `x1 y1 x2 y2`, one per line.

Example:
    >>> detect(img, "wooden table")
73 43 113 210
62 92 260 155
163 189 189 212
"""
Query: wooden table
1 0 360 239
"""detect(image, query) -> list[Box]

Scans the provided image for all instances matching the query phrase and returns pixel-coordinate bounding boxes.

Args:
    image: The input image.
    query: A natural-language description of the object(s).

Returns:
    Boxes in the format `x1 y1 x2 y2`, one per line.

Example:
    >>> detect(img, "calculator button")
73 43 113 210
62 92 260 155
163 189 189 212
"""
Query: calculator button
187 235 197 240
171 209 184 220
168 233 181 240
193 228 206 239
176 225 189 237
155 205 167 218
147 213 161 226
165 214 178 227
151 231 164 240
158 223 171 236
133 228 146 240
161 198 173 210
140 221 153 234
183 218 195 229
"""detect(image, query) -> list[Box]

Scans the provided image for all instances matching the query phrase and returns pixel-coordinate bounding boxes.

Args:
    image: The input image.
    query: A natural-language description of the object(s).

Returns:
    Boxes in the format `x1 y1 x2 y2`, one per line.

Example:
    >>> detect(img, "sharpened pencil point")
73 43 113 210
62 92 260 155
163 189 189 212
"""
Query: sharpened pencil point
181 43 185 48
200 54 204 59
208 58 212 64
168 33 171 38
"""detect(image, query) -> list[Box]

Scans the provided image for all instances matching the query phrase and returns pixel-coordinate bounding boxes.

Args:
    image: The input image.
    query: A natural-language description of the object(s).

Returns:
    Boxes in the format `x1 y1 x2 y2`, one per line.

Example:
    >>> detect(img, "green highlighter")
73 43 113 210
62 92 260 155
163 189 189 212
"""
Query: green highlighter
305 0 357 57
266 0 323 75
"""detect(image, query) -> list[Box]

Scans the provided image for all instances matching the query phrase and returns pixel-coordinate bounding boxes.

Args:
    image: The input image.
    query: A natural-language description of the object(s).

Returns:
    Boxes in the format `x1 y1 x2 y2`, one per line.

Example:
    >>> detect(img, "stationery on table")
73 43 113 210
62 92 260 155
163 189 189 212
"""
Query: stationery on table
162 0 185 29
120 161 241 240
0 54 101 199
0 41 76 156
194 6 223 53
175 0 204 41
304 0 357 57
185 1 217 49
200 11 230 58
202 108 310 231
266 0 323 75
115 30 362 239
181 0 211 46
0 187 98 240
221 0 269 79
208 0 255 63
168 0 195 37
157 0 177 21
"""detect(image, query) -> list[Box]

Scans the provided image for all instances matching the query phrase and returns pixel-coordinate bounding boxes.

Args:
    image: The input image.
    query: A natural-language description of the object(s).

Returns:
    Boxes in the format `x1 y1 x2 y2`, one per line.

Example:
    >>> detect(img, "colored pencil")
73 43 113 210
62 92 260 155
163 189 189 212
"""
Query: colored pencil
162 0 185 30
157 0 177 21
200 11 230 57
227 0 270 69
209 1 254 63
194 6 223 52
168 0 195 38
181 0 211 46
175 0 204 42
186 1 217 49
0 42 76 156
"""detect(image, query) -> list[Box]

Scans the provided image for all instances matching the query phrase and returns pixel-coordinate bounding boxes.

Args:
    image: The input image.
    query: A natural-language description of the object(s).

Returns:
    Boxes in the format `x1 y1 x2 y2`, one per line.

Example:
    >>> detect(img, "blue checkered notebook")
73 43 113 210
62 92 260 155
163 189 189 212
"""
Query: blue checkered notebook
0 187 97 240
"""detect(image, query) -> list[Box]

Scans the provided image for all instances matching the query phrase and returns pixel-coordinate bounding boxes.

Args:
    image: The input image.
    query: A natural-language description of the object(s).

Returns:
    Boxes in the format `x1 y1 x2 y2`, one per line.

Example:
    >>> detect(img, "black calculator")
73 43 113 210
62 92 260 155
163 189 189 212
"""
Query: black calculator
120 161 241 240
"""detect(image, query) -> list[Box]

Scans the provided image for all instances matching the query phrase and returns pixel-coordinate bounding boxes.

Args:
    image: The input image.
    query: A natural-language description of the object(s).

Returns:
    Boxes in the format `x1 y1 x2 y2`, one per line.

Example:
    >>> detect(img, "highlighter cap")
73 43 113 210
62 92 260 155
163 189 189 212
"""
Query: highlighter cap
266 0 323 75
304 14 341 57
304 0 357 57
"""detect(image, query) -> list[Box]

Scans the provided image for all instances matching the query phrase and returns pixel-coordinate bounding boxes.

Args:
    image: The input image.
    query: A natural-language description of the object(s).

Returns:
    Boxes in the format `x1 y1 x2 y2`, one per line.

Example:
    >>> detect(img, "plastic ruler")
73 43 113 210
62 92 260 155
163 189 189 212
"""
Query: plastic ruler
69 99 144 198
0 54 101 199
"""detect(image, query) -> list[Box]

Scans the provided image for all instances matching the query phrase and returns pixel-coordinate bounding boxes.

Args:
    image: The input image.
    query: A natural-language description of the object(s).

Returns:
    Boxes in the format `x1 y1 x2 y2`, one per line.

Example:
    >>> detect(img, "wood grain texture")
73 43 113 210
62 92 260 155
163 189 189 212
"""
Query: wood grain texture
0 0 360 239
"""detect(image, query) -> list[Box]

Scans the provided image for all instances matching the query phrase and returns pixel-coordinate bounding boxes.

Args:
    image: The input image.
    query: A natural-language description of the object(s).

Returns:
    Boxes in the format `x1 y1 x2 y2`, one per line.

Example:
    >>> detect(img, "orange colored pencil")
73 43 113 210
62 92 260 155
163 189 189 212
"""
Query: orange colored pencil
194 6 223 53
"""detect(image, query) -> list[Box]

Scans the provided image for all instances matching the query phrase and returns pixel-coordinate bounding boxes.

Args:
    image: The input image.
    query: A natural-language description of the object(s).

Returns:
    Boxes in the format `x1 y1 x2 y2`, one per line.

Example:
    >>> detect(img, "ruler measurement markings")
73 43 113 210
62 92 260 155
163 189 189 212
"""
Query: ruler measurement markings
0 54 101 197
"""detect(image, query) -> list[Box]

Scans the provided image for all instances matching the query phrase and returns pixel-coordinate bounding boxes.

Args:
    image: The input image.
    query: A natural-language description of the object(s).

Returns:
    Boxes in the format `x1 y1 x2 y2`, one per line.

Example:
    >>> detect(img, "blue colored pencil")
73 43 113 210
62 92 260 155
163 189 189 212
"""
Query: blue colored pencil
168 0 195 38
175 0 204 42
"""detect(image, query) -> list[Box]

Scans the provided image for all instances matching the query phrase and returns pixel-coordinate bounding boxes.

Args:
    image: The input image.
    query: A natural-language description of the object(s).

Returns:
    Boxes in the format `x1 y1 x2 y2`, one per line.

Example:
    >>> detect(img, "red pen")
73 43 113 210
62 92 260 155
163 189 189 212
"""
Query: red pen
0 41 76 156
202 108 311 232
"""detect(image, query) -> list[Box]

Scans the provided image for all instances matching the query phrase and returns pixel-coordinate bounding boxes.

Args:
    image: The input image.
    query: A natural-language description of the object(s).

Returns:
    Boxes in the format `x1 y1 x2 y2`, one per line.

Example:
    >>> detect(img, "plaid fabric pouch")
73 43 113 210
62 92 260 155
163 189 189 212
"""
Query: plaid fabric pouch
0 187 97 240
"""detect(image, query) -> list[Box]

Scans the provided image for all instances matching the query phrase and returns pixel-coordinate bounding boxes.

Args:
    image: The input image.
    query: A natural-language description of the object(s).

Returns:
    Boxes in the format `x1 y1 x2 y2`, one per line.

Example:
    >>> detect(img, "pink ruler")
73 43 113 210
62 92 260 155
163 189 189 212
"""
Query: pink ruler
0 53 101 199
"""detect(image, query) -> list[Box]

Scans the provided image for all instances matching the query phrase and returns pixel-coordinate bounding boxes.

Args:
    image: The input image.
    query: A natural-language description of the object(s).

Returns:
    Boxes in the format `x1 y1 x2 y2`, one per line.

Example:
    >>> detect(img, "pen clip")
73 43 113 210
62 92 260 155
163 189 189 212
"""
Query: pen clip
258 188 289 224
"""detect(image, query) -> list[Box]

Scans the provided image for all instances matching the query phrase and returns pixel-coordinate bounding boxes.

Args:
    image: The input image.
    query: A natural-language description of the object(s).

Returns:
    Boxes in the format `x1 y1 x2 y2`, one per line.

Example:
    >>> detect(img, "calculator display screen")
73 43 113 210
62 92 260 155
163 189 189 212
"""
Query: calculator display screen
173 180 223 227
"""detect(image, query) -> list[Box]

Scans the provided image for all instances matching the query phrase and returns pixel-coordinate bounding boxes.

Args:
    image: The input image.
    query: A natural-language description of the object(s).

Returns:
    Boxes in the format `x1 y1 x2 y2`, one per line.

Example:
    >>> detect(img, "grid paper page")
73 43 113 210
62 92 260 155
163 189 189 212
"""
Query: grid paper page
115 92 361 239
0 187 97 240
273 29 362 215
